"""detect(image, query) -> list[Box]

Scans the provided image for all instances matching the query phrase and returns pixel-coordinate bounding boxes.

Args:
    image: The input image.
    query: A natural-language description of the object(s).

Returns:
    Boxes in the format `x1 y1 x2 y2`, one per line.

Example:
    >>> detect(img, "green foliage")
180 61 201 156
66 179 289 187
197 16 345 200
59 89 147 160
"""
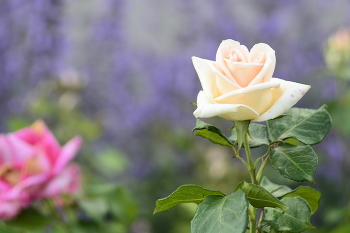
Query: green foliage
93 147 129 175
267 106 332 145
191 189 248 233
265 197 314 232
111 186 138 226
260 177 293 198
193 120 234 147
79 198 109 222
229 123 269 148
154 185 225 214
270 144 318 182
328 92 350 135
233 120 251 148
235 181 288 211
4 207 51 230
282 186 321 214
158 105 332 232
83 184 138 226
330 223 350 233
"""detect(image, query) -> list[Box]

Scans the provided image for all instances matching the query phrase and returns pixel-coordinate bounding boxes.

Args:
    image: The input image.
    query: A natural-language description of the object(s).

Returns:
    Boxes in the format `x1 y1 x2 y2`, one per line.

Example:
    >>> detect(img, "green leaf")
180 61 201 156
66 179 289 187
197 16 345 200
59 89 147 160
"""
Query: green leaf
229 123 269 148
95 147 129 175
191 189 248 233
270 144 318 182
267 105 332 145
82 185 137 226
234 120 250 148
4 207 51 230
154 184 225 214
0 223 22 233
193 120 234 147
79 198 109 222
260 177 293 198
281 186 321 214
265 197 314 232
110 186 138 226
283 137 302 146
235 181 289 211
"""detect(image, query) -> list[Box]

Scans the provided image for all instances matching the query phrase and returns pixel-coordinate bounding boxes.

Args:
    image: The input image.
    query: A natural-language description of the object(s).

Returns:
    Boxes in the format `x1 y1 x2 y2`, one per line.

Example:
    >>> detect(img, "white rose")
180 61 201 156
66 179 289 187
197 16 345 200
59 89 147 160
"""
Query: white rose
193 39 310 122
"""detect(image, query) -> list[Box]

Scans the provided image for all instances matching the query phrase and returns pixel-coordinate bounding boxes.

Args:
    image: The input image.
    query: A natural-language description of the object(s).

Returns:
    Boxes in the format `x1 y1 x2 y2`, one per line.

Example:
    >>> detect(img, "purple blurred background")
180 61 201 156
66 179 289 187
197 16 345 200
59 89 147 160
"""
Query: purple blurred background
1 0 350 231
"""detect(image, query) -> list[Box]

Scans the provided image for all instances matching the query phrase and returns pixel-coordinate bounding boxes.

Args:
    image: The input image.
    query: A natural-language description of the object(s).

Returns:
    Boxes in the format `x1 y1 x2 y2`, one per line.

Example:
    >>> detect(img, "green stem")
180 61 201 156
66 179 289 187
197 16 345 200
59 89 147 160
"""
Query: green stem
244 132 257 233
244 133 257 185
248 206 256 233
256 150 271 184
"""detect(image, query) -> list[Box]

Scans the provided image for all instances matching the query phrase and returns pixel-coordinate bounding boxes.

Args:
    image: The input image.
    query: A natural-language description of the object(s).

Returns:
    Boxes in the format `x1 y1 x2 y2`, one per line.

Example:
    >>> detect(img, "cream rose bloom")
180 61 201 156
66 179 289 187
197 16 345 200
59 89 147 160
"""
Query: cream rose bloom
193 39 311 122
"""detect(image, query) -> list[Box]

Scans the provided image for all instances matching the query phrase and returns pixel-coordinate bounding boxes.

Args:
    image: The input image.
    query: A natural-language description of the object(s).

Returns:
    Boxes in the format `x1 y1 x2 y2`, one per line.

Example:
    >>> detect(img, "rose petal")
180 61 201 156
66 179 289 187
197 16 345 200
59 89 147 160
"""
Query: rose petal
193 91 259 121
214 82 280 115
0 200 21 220
223 59 265 87
254 78 311 122
40 164 81 198
0 134 35 165
14 120 61 163
216 40 250 84
12 173 48 196
192 56 240 99
248 43 276 86
52 136 82 175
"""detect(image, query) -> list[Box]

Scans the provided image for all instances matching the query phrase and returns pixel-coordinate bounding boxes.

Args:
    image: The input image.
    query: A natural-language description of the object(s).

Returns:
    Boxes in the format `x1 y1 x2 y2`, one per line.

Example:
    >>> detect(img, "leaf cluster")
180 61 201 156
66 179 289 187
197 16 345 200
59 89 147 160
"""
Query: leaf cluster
193 105 331 182
155 105 331 232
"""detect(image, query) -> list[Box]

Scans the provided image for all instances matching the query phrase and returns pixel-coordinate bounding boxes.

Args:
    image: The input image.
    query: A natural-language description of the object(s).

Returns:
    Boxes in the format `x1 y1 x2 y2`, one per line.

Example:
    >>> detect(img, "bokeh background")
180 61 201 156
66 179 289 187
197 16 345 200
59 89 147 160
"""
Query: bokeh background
1 0 350 232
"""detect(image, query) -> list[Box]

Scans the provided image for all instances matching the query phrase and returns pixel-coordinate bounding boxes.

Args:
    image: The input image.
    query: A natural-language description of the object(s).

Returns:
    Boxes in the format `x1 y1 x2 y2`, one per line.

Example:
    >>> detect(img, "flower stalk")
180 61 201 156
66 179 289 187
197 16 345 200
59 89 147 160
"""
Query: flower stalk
243 130 257 233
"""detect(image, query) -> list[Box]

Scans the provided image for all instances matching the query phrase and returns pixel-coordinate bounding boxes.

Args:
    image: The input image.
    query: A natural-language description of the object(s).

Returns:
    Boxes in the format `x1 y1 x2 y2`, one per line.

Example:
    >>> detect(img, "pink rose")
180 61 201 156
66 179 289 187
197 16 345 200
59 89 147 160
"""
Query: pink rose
192 39 310 121
0 120 82 219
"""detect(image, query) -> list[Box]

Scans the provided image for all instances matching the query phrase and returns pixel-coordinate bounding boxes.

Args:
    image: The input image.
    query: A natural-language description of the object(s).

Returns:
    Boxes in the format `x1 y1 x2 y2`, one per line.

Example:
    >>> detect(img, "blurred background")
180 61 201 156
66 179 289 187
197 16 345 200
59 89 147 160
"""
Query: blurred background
1 0 350 232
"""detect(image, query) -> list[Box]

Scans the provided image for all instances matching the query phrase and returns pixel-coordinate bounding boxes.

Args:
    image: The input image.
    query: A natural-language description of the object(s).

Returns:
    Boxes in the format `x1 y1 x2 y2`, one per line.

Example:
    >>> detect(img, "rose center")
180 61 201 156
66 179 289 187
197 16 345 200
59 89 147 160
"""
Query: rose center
23 157 43 175
0 165 20 185
228 48 247 63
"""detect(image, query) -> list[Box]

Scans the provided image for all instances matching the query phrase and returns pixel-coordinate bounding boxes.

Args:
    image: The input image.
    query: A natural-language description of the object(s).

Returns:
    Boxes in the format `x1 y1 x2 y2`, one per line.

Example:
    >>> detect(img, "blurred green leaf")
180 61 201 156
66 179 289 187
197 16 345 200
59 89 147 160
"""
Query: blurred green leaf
82 184 137 226
267 106 332 145
270 144 318 182
105 223 127 233
328 92 350 135
95 148 128 174
4 207 51 230
193 120 234 147
235 181 288 211
154 184 225 214
330 223 350 233
260 177 292 198
69 221 101 233
85 183 118 196
6 117 33 132
229 123 269 148
70 221 127 233
282 186 321 214
0 223 22 233
191 189 248 233
265 197 314 232
79 198 109 222
30 99 55 116
325 208 349 227
110 186 138 226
